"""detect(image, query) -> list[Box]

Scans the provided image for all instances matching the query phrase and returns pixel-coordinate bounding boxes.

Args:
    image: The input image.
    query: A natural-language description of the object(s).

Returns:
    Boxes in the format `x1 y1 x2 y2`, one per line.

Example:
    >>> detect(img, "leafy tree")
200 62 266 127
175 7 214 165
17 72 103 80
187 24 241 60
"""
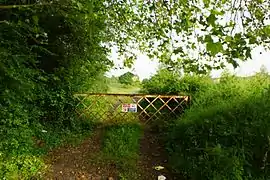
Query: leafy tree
105 0 270 73
141 78 149 84
106 76 119 84
118 72 136 85
0 0 112 178
1 0 269 178
142 68 212 95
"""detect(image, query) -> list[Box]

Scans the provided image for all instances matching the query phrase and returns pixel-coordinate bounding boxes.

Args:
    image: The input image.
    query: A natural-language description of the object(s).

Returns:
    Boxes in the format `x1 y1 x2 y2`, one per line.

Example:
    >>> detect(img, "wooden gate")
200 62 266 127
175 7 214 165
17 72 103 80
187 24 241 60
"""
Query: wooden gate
74 93 190 124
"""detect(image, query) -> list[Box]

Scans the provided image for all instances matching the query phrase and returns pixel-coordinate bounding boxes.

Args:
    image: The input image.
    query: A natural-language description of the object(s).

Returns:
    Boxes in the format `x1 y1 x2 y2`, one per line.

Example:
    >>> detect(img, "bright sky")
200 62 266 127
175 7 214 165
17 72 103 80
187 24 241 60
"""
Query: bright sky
106 46 270 80
212 46 270 78
106 50 159 80
106 1 270 80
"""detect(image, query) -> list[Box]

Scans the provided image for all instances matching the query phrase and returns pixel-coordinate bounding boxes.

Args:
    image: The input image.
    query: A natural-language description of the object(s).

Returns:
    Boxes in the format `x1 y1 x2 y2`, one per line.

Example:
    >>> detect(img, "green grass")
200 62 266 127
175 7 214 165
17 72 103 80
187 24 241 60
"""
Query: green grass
165 74 270 179
101 123 143 179
77 95 141 125
108 82 141 94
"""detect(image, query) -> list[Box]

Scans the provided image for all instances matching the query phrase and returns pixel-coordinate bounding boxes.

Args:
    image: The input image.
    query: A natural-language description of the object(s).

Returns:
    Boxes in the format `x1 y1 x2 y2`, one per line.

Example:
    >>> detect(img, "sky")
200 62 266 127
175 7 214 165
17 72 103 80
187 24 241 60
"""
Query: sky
106 46 270 80
106 1 270 80
212 46 270 78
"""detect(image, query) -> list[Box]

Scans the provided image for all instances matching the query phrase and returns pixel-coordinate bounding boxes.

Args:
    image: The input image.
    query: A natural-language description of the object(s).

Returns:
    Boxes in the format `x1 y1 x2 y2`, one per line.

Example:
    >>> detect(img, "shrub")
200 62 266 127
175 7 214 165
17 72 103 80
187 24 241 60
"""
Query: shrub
0 0 110 178
118 72 138 85
166 74 270 179
142 69 212 96
140 69 212 126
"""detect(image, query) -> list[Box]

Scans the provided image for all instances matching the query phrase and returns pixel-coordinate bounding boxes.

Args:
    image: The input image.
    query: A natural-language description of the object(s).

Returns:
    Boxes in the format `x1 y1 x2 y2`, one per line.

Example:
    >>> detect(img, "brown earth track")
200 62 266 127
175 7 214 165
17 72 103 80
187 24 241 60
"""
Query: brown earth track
43 125 178 180
137 128 178 180
44 128 118 180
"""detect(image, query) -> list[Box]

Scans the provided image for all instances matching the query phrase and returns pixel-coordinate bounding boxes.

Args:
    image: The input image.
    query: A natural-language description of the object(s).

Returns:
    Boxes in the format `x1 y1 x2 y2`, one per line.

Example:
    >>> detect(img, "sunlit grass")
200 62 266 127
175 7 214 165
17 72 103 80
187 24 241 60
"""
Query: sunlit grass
108 83 141 94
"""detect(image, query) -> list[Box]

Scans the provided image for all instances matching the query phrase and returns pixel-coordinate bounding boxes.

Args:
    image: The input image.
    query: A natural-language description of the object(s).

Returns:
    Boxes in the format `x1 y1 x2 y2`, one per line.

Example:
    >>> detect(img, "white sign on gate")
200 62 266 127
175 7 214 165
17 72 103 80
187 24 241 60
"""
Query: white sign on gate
122 103 137 113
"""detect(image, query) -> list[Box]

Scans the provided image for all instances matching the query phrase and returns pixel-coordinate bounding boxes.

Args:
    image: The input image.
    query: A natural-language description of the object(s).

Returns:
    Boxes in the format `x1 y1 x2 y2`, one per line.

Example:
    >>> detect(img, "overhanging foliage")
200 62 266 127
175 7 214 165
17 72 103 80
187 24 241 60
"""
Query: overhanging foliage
106 0 270 73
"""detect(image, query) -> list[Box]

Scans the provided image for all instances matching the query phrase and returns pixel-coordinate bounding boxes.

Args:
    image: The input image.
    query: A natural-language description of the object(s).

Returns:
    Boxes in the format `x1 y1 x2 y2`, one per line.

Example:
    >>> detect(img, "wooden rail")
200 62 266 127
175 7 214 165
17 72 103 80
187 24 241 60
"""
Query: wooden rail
74 93 190 124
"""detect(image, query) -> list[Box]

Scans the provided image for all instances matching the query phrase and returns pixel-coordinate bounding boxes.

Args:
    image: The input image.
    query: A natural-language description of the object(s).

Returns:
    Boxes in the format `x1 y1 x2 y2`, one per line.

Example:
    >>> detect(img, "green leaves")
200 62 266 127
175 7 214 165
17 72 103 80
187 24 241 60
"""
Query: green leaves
203 0 210 7
107 0 270 73
123 56 135 68
167 74 270 179
262 25 270 35
32 16 39 25
206 42 223 56
245 48 252 59
206 13 217 27
225 36 232 42
118 72 137 85
173 47 184 54
142 68 212 95
0 0 111 178
205 35 223 56
76 2 83 10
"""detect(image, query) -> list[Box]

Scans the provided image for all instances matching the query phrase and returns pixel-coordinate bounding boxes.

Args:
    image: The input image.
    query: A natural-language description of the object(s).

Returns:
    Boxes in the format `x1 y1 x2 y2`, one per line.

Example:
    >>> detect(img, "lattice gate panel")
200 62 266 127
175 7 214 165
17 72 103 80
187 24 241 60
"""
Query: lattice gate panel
74 93 190 124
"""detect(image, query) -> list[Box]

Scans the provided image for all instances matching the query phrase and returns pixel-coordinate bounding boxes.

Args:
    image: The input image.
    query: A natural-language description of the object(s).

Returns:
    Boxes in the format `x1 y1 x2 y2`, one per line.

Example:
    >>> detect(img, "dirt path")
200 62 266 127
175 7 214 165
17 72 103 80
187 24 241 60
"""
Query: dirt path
44 126 177 180
44 128 118 180
137 128 177 180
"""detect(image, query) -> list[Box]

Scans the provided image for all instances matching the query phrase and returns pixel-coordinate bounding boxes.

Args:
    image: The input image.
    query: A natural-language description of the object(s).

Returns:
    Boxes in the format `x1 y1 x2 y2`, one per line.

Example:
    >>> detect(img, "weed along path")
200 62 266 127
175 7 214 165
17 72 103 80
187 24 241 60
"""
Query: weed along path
43 123 175 180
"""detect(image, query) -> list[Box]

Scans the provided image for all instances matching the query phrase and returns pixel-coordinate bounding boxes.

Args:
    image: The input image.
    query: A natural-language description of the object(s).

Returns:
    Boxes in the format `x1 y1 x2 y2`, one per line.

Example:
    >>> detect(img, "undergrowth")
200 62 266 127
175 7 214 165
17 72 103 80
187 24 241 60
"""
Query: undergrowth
167 74 270 179
142 70 270 179
0 0 110 178
101 123 142 179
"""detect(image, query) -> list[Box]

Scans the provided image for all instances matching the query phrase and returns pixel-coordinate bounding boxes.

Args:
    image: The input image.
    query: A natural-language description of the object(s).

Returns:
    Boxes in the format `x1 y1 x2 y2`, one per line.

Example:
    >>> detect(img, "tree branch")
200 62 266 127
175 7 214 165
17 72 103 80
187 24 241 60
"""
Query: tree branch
0 4 50 9
0 20 9 24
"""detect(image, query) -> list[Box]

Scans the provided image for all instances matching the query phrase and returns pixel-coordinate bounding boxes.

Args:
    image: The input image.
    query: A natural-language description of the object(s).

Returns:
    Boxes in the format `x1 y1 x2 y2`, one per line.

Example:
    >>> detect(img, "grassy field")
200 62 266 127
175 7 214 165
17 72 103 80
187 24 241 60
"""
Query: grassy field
108 82 141 94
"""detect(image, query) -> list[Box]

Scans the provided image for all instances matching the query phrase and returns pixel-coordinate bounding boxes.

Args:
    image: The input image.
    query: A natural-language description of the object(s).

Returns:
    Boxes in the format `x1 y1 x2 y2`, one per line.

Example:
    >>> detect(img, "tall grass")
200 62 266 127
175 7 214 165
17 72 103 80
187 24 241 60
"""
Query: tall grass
101 123 142 179
165 74 270 179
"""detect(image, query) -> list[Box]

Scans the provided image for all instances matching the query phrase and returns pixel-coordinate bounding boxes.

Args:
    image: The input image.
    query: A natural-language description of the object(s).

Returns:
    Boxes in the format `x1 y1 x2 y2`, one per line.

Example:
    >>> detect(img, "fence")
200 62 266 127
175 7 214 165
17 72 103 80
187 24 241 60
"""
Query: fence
74 93 190 124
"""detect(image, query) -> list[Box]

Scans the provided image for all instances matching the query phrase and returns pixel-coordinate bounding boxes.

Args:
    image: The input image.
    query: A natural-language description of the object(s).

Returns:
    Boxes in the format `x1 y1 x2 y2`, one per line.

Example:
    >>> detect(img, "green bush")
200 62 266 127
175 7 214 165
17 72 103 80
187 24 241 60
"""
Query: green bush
0 0 110 178
142 69 212 96
140 69 211 125
118 72 139 85
166 74 270 179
